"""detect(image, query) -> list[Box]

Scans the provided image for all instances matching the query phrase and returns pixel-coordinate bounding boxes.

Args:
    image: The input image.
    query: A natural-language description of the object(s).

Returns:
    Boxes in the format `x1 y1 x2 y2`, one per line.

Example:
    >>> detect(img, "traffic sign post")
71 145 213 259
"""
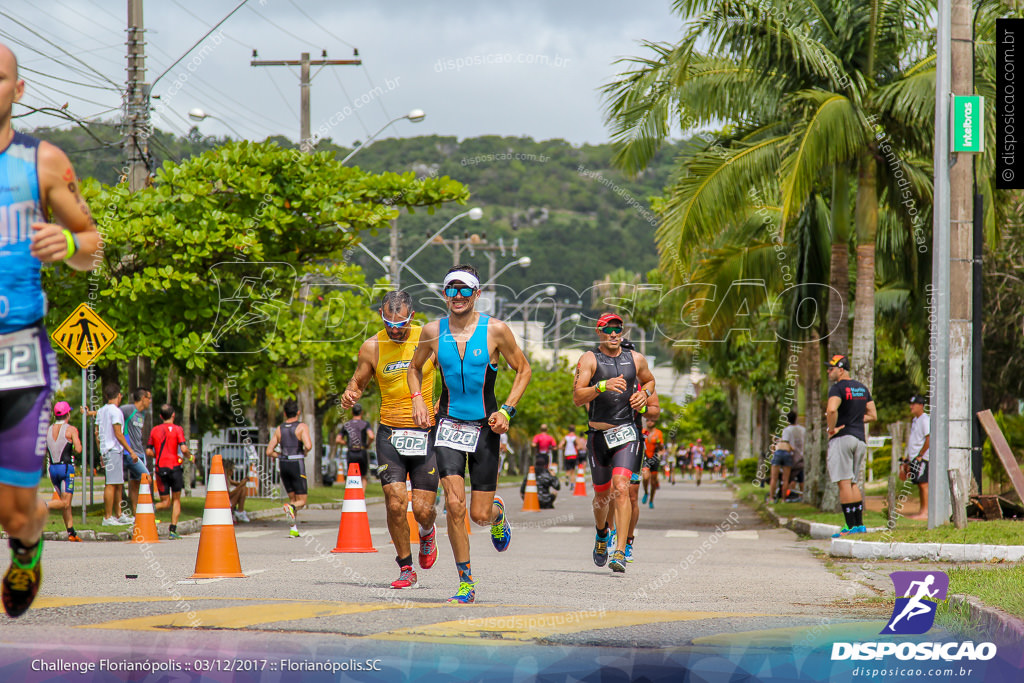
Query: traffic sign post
51 303 117 369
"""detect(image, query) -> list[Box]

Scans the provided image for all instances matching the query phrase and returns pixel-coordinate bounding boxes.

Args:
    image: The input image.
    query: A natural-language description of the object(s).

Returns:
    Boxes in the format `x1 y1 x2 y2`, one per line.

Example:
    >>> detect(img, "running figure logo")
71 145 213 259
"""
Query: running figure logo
882 571 949 635
198 262 296 354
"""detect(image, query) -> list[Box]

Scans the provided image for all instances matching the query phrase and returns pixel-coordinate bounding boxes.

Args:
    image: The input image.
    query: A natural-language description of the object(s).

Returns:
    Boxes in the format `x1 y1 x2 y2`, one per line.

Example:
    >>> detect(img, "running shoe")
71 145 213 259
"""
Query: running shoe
648 499 654 509
2 541 43 618
117 514 135 525
391 565 418 589
490 495 511 552
609 549 626 573
289 528 300 538
237 510 251 523
608 529 616 551
168 531 181 540
624 543 633 563
593 530 609 567
831 526 851 538
284 503 296 523
101 516 122 526
641 492 649 505
67 534 83 543
446 581 476 604
849 525 867 535
419 525 438 569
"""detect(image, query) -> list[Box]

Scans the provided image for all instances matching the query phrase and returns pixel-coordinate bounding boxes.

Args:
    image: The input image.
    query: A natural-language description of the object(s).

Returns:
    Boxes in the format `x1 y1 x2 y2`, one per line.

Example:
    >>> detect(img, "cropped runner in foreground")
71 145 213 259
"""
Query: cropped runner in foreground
0 43 100 618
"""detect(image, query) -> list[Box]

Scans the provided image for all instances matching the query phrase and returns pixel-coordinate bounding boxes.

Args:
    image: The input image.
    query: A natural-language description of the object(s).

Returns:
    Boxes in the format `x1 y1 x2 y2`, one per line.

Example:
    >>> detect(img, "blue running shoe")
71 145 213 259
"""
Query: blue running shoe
648 499 654 509
849 525 867 535
641 492 649 505
447 581 476 604
593 530 609 567
624 543 634 563
608 529 616 552
831 526 852 538
609 550 626 573
490 495 511 552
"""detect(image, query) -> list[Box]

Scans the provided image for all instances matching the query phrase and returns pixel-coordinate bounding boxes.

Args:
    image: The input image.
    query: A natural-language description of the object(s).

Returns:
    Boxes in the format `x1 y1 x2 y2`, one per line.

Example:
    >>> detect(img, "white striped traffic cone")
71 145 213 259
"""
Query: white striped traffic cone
191 454 245 578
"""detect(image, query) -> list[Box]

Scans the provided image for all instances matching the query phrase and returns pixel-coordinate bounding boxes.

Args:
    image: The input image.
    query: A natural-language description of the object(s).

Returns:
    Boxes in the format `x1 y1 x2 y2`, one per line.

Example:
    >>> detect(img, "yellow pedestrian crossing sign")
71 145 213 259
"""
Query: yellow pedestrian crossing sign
51 303 117 368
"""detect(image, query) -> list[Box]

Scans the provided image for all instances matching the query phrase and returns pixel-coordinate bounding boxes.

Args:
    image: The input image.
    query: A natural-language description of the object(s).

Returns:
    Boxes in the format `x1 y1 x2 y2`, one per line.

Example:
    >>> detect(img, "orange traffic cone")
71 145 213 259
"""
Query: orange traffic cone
331 463 377 553
336 457 345 484
522 466 540 512
130 473 160 543
246 462 259 497
191 454 245 578
664 462 670 479
573 463 588 496
406 476 419 544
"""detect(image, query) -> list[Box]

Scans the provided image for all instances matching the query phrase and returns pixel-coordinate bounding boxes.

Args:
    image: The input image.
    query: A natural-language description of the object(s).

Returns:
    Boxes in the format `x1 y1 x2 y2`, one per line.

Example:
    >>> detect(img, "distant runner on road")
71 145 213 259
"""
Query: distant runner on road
267 400 312 538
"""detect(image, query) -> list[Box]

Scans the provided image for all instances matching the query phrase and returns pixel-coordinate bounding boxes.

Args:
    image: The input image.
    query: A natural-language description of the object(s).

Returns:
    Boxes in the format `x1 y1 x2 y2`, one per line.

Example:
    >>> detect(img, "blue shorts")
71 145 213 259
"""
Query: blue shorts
0 326 58 488
49 463 75 494
123 452 149 481
772 450 794 468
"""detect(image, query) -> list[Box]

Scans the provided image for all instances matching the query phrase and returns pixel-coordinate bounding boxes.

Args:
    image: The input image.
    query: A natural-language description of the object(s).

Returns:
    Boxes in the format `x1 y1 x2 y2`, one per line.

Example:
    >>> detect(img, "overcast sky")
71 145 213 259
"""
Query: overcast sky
5 0 684 146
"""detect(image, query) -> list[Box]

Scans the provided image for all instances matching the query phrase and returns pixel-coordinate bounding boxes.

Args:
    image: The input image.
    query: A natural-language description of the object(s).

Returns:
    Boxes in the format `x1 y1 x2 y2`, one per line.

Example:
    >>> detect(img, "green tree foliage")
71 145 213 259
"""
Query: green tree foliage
664 384 735 449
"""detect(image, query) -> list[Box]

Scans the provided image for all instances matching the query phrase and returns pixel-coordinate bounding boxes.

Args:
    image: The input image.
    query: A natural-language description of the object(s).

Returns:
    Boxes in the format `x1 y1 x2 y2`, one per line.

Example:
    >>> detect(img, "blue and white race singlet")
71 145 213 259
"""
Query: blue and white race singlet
0 132 45 334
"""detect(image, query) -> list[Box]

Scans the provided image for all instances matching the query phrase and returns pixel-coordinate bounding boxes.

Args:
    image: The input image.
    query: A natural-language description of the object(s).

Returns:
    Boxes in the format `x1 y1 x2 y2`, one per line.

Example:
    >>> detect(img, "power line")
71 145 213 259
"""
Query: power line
0 9 120 88
168 0 255 52
51 0 123 40
12 103 120 147
151 0 253 88
286 0 356 50
265 68 300 120
18 64 121 92
0 29 117 89
245 4 312 46
330 68 372 138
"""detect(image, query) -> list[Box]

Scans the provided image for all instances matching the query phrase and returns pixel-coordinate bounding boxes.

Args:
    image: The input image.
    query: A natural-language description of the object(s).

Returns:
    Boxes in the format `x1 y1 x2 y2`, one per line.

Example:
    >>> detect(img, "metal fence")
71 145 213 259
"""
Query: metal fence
202 442 280 498
201 443 346 496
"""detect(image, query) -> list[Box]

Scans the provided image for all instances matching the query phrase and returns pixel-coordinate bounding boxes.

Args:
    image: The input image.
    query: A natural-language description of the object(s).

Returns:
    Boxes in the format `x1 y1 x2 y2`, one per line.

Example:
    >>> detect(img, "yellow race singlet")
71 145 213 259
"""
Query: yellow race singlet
375 326 435 428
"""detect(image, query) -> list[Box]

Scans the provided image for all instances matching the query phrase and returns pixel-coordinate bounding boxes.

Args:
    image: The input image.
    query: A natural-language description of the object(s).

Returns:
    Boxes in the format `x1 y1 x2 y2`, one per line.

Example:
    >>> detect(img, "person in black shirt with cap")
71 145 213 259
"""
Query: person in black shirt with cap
825 354 877 536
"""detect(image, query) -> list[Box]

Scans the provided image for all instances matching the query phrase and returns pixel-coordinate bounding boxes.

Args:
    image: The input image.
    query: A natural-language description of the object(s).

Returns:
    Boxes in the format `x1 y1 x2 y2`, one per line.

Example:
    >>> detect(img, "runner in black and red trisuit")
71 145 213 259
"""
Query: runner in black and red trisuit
573 313 655 574
337 404 374 487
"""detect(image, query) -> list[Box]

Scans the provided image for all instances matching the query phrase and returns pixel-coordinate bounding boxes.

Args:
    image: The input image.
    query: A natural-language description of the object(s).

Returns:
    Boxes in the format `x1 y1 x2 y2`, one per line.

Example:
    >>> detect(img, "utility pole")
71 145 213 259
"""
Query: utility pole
250 51 361 152
946 0 974 528
251 50 360 482
125 0 149 191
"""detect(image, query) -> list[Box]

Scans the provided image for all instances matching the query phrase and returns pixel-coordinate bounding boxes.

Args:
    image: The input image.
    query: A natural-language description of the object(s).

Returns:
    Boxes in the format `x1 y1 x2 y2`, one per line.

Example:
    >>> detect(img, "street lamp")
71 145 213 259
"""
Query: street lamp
187 107 244 138
340 109 426 165
392 207 483 286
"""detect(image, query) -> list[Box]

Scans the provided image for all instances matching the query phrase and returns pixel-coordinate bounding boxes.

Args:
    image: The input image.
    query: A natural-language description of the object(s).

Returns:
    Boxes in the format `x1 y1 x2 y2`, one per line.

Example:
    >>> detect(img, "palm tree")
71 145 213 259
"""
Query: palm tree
603 0 939 399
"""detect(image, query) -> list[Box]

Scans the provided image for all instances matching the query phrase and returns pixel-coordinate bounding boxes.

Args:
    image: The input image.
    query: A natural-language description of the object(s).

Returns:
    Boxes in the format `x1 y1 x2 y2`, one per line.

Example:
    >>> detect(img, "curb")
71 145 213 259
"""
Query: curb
949 594 1024 648
829 538 1024 562
748 493 885 540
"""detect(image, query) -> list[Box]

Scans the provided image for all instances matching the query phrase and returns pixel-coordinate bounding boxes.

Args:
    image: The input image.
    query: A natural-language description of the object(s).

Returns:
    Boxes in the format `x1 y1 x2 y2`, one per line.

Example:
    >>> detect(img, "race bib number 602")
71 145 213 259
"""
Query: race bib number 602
390 429 429 457
435 419 482 452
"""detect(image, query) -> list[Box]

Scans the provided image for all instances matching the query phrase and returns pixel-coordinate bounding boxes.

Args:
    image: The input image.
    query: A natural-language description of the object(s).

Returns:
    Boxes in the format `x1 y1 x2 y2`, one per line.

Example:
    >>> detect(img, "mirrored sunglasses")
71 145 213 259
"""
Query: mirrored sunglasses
444 286 477 298
598 325 623 335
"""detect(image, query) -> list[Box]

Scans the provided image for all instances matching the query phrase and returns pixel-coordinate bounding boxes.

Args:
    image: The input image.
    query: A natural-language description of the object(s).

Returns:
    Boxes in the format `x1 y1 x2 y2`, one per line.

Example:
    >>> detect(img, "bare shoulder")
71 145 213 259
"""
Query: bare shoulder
418 320 441 344
37 140 73 175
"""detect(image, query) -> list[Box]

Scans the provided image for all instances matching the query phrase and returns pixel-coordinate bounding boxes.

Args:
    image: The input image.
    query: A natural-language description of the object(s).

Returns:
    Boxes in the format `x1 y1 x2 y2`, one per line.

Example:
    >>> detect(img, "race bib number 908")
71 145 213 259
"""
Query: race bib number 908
0 328 46 392
435 419 482 452
390 429 429 457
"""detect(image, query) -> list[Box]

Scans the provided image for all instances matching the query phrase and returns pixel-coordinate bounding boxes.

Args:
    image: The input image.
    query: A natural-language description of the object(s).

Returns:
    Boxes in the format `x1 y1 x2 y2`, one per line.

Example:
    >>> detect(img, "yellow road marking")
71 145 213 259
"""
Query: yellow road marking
81 601 436 631
371 610 763 643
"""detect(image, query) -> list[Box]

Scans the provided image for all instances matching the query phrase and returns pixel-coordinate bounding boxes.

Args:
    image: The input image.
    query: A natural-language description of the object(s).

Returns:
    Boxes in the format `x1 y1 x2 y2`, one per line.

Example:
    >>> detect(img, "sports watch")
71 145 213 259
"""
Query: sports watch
500 404 517 419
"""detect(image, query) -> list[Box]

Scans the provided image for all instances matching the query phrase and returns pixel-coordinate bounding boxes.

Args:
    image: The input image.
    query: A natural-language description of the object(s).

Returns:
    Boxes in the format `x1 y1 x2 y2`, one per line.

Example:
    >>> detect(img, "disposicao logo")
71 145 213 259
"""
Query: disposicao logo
884 570 948 635
831 571 997 662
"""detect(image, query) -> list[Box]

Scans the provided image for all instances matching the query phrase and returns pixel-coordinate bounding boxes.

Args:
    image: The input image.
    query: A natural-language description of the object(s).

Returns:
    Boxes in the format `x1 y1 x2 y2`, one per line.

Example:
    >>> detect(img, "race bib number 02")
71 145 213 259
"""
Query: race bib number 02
390 429 429 457
435 419 482 452
0 328 46 392
604 423 638 449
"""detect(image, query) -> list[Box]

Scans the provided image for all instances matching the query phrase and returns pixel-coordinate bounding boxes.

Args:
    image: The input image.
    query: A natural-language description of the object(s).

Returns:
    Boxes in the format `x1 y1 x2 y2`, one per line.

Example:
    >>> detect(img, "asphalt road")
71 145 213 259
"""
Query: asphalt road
1 476 892 680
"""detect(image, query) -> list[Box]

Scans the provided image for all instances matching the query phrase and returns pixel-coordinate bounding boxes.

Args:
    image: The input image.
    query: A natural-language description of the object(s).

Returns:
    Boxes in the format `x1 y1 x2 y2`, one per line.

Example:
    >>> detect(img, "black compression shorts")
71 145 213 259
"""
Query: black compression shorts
375 424 439 491
434 416 501 492
278 459 308 495
587 427 643 492
346 449 369 479
157 465 184 493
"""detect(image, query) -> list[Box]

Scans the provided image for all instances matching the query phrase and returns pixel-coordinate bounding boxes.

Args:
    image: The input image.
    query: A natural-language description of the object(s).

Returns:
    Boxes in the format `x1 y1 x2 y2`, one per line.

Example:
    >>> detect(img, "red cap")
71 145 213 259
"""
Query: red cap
596 313 623 328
